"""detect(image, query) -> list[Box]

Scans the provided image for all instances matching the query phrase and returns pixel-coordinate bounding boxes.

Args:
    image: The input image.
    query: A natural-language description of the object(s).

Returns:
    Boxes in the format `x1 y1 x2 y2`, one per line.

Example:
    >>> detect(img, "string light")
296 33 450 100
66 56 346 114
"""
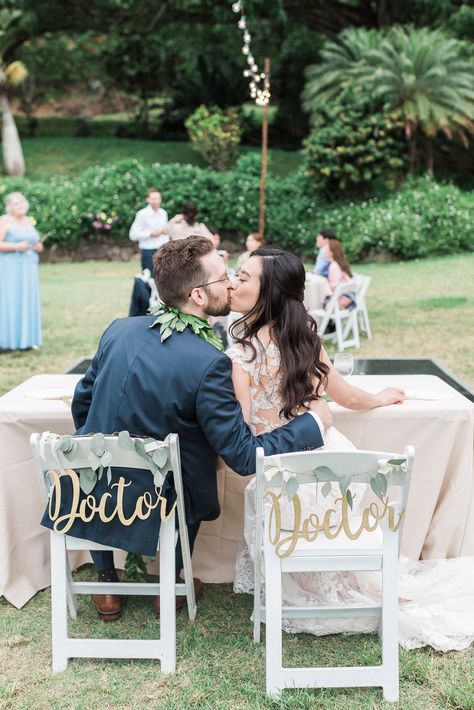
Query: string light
232 1 270 106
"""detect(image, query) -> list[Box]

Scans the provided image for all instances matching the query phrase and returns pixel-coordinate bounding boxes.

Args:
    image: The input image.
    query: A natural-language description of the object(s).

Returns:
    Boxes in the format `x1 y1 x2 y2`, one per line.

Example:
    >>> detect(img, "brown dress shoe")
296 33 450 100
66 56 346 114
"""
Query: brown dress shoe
92 594 122 621
153 577 203 618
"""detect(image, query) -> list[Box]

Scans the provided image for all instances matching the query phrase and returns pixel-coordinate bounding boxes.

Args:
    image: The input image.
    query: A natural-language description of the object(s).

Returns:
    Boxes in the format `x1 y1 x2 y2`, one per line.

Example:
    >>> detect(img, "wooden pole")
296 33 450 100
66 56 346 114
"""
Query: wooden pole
258 57 270 243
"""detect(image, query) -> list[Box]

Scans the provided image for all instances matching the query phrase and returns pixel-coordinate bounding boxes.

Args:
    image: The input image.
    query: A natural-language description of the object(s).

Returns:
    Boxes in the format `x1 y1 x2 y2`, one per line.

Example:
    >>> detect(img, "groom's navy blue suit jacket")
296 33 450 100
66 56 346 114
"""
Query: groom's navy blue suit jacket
60 316 323 553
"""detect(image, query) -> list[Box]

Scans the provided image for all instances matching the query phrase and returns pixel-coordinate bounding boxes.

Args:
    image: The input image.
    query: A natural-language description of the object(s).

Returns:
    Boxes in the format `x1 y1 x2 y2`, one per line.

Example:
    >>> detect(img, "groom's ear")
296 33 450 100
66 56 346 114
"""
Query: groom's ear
188 287 205 307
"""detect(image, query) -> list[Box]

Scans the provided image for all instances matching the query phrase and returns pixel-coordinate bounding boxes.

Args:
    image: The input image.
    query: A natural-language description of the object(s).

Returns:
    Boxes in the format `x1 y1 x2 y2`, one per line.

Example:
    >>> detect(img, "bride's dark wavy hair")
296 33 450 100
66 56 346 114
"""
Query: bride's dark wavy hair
231 247 329 419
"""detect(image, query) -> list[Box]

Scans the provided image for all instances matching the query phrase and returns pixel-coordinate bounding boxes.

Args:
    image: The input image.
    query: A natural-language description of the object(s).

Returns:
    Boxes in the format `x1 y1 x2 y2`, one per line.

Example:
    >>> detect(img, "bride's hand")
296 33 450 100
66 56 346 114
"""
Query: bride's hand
375 387 405 406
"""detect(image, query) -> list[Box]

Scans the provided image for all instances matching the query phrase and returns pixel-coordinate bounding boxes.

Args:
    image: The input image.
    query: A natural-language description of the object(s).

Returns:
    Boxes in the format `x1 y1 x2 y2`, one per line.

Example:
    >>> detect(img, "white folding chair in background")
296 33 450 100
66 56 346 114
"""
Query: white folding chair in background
30 431 197 673
309 279 361 351
253 446 414 702
352 273 372 340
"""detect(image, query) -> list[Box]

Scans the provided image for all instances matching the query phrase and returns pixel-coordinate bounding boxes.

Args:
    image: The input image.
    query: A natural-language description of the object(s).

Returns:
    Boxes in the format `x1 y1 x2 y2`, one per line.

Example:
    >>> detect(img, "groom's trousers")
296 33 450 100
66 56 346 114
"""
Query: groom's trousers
91 520 202 577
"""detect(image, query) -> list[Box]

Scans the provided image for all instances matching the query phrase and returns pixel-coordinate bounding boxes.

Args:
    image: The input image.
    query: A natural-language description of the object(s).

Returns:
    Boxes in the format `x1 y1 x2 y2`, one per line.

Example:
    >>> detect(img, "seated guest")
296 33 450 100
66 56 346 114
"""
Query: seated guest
235 232 262 273
129 188 169 272
313 227 339 278
157 201 213 242
326 239 356 310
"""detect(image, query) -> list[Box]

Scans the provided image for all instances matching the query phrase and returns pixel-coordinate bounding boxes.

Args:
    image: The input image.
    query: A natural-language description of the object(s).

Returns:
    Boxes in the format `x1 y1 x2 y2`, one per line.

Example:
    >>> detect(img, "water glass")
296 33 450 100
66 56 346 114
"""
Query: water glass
333 352 354 377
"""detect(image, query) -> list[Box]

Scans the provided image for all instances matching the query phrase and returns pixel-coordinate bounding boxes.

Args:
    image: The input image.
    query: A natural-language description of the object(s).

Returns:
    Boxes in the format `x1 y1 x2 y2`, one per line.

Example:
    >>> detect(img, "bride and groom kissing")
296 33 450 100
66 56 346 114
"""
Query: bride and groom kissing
69 235 404 621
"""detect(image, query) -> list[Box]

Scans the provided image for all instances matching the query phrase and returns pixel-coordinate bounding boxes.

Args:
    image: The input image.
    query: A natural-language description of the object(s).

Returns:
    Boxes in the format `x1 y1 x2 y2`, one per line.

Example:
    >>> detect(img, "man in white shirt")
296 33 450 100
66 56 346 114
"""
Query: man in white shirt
129 188 169 271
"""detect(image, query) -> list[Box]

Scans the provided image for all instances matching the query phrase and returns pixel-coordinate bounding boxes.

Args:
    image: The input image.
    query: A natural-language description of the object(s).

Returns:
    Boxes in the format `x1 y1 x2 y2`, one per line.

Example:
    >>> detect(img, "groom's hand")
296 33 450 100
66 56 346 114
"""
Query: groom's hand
309 397 332 433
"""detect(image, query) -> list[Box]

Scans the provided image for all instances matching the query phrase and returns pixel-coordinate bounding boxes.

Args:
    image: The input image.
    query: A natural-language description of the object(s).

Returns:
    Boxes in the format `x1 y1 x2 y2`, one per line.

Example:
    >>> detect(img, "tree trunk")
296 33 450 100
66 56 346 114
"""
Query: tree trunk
408 137 417 174
426 137 434 173
1 95 25 176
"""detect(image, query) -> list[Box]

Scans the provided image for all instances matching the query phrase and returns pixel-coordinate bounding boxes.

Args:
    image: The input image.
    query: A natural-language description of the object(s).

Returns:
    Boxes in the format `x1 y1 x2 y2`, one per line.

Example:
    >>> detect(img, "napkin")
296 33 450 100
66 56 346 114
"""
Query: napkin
25 388 73 403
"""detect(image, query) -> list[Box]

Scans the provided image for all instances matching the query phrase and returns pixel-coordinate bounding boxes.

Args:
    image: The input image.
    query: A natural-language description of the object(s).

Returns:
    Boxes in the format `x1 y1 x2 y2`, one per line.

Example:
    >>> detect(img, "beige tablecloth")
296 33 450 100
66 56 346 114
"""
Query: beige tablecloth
1 373 473 607
194 374 474 580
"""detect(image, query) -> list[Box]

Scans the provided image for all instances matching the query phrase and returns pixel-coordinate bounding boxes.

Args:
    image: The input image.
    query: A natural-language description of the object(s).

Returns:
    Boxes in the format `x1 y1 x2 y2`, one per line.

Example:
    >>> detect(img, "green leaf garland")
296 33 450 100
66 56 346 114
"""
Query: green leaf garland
149 303 224 351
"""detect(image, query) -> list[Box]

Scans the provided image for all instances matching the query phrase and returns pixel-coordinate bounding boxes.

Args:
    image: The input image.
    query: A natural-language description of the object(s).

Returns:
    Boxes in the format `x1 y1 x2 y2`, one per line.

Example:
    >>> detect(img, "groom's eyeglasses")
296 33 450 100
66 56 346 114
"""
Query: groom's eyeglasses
188 273 230 297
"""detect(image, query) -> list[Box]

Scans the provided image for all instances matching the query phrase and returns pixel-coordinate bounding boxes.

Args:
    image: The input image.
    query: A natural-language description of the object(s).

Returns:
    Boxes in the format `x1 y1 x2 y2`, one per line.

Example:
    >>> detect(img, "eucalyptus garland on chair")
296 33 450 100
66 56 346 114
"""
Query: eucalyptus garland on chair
264 456 408 508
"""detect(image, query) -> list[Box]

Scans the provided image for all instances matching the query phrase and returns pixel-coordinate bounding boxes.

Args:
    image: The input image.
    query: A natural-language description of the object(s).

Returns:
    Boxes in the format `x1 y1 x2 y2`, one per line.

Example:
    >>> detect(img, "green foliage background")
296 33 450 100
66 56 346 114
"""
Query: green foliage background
2 157 472 261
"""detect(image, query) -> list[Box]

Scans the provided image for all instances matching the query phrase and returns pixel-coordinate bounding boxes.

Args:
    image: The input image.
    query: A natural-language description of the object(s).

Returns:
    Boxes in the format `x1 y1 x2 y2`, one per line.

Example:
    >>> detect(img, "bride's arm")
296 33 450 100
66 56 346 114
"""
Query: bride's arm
321 347 405 409
231 361 252 424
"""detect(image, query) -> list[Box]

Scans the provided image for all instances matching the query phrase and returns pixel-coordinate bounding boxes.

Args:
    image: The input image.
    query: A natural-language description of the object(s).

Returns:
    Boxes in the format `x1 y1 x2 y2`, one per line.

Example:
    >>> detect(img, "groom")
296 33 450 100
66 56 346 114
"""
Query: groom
72 236 331 620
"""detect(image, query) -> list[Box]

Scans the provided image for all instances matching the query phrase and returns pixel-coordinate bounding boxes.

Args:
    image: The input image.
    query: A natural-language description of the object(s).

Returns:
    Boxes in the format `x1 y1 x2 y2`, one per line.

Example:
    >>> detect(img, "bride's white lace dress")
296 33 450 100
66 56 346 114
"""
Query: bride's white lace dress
227 339 474 652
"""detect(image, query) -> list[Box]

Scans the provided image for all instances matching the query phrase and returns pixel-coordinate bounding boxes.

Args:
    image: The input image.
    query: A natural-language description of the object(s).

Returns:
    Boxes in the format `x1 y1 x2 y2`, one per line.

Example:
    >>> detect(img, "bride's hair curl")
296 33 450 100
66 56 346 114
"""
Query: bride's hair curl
231 247 329 419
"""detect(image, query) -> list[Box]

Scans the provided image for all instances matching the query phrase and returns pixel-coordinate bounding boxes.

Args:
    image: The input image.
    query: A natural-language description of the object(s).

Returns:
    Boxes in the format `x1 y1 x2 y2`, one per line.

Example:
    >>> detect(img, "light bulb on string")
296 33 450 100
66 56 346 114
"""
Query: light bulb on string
233 1 270 108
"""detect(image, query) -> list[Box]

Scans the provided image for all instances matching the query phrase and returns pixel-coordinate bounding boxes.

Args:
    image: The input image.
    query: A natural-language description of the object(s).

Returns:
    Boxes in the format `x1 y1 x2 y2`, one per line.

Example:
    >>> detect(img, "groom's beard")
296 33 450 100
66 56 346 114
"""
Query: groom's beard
203 290 231 317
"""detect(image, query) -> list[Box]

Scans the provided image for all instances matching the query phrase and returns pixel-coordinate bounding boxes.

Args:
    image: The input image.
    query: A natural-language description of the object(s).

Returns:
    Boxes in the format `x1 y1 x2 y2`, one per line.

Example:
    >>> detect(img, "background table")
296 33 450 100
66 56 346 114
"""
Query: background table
304 272 331 311
1 373 473 606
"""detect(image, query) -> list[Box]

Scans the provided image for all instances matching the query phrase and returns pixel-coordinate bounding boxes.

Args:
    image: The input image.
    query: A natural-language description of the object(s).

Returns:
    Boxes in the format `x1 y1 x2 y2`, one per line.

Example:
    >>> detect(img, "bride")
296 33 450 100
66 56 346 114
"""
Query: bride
226 246 474 652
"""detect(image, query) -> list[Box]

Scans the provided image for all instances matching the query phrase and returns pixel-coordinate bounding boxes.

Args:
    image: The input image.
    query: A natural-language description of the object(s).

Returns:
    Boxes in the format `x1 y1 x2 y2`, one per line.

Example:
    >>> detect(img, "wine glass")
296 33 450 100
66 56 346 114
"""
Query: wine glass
333 352 354 377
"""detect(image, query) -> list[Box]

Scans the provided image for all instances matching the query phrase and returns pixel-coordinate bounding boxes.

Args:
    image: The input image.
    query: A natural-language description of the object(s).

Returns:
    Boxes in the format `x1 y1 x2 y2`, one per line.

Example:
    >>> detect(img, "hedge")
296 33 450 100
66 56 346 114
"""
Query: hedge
1 157 472 261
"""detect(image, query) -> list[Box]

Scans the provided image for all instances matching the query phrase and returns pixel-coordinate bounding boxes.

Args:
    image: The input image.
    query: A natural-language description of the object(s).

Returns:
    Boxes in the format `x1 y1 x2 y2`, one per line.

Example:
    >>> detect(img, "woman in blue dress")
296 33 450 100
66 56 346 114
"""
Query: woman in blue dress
0 192 43 350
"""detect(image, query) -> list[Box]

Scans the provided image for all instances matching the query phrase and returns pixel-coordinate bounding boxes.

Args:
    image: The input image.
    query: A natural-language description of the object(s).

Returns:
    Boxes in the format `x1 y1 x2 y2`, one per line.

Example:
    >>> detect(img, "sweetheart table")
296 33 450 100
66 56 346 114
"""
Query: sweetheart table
0 372 472 606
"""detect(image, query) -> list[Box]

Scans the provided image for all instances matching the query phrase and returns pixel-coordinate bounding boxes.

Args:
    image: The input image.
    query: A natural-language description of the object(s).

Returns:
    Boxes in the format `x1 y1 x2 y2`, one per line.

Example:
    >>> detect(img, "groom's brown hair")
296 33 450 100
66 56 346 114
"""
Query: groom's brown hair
153 236 214 307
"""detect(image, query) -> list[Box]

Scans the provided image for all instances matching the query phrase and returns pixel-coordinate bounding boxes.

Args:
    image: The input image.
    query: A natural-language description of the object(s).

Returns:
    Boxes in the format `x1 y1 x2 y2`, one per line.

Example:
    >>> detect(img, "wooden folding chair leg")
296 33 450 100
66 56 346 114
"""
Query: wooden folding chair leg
159 514 176 674
264 510 283 698
50 533 69 673
382 532 399 702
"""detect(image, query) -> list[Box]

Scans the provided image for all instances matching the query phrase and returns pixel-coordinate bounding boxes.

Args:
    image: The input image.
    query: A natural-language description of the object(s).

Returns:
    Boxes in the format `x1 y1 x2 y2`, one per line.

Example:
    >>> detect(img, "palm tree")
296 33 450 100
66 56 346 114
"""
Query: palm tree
303 27 474 172
0 9 28 176
360 27 474 171
302 28 380 108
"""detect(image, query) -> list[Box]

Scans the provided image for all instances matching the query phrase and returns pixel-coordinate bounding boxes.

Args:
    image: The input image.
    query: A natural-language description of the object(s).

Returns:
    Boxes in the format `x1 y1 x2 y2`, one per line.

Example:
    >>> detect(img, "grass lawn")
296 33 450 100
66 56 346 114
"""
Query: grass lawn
0 254 473 708
1 252 473 397
18 137 303 181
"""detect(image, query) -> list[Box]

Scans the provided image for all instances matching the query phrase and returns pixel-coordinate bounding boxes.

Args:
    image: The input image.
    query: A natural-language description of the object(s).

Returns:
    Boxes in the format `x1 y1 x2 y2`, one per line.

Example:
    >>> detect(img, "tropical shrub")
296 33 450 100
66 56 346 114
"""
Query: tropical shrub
185 105 241 171
303 96 407 195
0 161 472 261
303 26 474 172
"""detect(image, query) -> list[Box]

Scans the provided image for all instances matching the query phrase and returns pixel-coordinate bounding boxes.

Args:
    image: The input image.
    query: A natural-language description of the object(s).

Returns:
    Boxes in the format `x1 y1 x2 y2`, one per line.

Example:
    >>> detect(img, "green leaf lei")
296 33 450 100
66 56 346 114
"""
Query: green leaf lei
149 303 224 351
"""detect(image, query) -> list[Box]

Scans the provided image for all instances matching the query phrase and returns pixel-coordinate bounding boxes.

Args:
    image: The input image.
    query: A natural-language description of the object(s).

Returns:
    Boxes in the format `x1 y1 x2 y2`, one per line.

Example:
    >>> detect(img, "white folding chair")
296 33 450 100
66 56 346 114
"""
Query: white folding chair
30 431 197 673
253 446 414 702
353 273 372 340
309 279 361 351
